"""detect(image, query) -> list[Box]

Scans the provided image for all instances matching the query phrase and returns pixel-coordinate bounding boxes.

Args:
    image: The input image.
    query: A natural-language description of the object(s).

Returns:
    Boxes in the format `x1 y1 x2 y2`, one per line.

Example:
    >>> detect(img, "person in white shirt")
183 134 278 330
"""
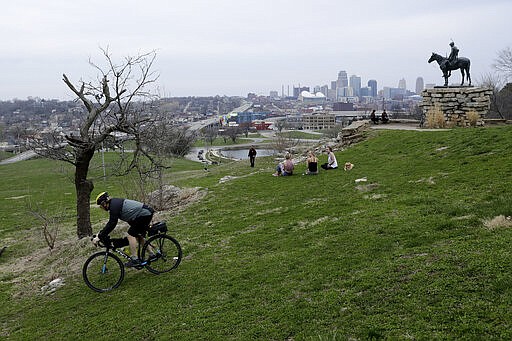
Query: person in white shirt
321 146 338 170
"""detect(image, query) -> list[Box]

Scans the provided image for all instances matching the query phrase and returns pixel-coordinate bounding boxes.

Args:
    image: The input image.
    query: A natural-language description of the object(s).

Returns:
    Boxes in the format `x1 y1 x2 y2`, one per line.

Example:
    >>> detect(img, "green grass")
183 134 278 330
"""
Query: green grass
277 130 322 140
1 126 512 340
0 151 12 161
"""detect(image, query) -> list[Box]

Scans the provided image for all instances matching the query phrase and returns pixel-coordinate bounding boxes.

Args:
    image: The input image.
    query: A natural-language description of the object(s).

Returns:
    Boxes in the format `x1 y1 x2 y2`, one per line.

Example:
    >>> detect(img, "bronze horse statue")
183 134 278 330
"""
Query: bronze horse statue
428 52 471 87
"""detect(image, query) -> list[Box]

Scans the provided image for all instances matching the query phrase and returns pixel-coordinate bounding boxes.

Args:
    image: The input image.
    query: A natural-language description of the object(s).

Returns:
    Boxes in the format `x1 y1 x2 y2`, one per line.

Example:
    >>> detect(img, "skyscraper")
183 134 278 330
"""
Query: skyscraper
349 75 361 97
367 79 377 97
398 78 407 90
415 77 424 94
337 71 348 89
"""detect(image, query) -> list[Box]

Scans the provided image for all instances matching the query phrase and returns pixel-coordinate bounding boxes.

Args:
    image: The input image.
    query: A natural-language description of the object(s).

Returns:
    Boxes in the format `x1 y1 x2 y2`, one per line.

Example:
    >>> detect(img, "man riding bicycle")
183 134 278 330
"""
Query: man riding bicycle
93 192 155 267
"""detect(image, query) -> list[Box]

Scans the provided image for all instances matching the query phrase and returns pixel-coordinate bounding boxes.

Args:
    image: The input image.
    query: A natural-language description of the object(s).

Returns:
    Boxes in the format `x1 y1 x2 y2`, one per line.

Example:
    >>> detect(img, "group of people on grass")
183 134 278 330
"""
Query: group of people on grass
272 146 340 176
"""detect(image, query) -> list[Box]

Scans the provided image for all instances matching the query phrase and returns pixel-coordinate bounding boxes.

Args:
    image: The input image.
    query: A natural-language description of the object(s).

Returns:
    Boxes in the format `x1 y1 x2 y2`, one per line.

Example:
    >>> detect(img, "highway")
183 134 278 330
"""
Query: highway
0 150 37 165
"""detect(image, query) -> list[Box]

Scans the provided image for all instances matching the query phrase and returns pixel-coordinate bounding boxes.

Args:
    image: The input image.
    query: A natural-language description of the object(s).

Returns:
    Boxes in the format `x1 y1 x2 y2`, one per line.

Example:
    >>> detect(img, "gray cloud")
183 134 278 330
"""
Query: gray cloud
1 0 510 99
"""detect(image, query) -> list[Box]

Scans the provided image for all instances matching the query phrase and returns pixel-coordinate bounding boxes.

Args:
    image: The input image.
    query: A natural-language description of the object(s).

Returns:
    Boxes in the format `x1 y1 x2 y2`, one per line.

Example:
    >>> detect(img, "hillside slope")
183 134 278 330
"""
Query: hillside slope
1 126 512 340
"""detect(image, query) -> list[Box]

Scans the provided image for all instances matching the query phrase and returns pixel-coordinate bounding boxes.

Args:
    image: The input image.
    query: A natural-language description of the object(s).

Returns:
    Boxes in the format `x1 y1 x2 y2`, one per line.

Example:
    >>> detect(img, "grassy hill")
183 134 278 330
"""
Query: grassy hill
1 126 512 340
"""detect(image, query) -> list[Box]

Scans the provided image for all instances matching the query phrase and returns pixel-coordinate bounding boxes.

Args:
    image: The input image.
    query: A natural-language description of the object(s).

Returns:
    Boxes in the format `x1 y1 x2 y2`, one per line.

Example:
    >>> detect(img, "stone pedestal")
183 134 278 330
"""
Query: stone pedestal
420 87 492 127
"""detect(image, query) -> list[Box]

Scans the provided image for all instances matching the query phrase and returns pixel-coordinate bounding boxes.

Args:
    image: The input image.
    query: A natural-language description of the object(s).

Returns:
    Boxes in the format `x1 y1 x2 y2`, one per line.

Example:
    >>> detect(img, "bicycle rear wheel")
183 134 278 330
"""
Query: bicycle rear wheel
142 234 182 274
83 251 124 292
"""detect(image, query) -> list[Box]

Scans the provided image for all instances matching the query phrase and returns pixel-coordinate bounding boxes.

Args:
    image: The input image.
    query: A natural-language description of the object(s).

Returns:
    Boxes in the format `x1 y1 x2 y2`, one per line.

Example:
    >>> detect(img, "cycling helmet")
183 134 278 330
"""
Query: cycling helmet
95 192 110 205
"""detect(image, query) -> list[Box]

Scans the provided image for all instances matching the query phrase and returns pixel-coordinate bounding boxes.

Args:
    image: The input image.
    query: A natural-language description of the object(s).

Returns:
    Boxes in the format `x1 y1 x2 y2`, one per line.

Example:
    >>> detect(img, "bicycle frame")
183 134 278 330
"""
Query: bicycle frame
105 244 150 268
103 233 161 266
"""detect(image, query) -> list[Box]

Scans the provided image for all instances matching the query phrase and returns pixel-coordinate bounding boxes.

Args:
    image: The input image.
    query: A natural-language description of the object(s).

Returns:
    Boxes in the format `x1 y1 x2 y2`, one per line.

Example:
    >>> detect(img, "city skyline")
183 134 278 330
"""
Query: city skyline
1 0 511 100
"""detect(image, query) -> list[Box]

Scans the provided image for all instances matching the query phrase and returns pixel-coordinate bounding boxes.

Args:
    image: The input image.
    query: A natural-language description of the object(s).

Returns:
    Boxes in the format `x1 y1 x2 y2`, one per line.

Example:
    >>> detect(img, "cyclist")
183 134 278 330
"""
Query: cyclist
93 192 154 267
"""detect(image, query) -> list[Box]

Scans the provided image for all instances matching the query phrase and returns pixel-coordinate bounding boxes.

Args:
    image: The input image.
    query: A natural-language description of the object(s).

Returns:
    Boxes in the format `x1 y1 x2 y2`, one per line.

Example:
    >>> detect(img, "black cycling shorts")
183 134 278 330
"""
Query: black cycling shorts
127 214 153 237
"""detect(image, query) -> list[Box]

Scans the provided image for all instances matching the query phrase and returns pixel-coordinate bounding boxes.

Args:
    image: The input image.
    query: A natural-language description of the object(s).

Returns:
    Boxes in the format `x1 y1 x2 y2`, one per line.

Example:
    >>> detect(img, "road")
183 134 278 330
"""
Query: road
0 150 38 165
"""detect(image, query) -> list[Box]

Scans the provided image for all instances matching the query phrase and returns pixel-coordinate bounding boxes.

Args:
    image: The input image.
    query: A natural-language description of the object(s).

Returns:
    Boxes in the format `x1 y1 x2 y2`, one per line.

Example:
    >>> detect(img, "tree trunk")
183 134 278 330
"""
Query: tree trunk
75 147 95 238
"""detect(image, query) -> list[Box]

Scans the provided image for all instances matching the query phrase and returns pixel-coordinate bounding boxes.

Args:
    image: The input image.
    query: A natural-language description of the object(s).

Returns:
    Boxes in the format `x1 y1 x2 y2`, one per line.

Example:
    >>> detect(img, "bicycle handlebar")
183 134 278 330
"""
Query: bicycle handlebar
91 235 111 249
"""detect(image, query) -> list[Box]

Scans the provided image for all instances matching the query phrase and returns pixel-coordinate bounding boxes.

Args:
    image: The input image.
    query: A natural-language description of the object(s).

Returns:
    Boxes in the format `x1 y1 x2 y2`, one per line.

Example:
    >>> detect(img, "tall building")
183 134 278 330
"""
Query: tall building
367 79 377 97
320 85 329 96
293 86 309 98
398 78 407 90
415 77 424 94
383 87 406 100
337 86 354 100
337 71 348 89
349 75 361 97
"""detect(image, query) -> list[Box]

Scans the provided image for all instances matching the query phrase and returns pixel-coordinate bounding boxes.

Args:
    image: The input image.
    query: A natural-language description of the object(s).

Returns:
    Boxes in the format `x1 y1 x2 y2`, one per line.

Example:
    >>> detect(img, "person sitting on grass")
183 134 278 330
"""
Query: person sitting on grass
321 146 338 170
304 151 318 175
381 110 389 123
273 153 294 176
370 110 379 124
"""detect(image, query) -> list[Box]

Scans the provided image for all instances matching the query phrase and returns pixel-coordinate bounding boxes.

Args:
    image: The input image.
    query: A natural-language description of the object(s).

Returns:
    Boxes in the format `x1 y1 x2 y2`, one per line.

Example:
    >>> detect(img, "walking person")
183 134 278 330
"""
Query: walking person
248 146 257 167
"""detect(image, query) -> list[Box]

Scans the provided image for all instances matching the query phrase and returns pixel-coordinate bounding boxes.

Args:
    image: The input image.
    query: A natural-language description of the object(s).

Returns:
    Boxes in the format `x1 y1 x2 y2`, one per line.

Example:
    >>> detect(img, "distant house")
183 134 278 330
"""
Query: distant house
302 112 335 130
252 120 272 130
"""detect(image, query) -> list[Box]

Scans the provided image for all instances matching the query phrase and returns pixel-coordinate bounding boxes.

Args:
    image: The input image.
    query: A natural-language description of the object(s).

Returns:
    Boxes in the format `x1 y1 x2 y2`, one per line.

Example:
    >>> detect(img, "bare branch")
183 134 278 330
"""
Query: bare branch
493 47 512 81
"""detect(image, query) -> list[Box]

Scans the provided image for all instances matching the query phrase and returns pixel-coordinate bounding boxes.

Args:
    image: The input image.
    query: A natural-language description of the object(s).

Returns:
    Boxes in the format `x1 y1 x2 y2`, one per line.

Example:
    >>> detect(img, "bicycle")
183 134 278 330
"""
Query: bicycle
82 221 182 292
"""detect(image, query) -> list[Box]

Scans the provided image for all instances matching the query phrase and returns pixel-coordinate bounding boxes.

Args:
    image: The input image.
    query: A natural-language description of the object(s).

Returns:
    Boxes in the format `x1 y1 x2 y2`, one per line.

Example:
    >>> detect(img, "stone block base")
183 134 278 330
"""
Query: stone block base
420 87 492 127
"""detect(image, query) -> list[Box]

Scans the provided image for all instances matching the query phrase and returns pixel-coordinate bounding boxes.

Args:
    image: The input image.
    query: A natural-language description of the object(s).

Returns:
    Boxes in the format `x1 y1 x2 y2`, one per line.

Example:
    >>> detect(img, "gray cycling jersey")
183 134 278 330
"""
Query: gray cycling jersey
120 199 151 222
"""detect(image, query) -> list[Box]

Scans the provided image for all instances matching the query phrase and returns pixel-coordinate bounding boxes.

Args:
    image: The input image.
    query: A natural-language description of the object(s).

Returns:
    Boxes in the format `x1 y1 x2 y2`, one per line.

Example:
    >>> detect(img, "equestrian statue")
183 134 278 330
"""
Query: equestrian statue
428 41 471 87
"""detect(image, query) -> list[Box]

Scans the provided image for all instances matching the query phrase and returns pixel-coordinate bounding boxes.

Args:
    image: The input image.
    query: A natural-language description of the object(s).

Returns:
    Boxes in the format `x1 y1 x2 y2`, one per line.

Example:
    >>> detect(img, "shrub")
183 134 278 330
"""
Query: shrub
466 110 480 127
426 105 446 128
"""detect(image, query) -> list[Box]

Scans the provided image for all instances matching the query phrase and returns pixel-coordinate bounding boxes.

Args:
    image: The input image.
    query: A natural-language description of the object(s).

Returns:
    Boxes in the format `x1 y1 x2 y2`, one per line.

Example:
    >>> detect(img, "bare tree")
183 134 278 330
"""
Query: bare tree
493 47 512 81
129 119 197 208
29 209 63 251
239 122 251 137
274 119 288 132
322 124 344 139
142 118 196 157
479 72 506 119
224 126 241 143
497 83 512 119
202 125 218 146
271 132 300 153
29 48 159 238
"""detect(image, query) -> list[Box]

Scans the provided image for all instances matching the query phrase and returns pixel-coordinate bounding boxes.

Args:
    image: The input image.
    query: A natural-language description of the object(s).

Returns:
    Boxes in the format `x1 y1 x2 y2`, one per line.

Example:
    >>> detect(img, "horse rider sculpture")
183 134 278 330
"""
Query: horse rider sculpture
428 41 471 87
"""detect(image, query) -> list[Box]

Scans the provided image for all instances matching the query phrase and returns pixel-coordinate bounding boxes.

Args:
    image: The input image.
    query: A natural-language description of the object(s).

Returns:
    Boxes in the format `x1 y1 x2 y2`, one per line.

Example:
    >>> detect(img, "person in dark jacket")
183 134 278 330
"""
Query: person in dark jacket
248 146 257 167
381 110 389 123
93 192 154 267
370 110 379 124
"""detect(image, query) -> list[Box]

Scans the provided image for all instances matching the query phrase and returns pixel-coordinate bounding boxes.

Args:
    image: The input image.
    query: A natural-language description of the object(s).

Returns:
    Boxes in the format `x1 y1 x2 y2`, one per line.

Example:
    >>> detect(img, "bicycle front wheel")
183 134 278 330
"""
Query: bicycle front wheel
142 234 182 274
83 251 124 292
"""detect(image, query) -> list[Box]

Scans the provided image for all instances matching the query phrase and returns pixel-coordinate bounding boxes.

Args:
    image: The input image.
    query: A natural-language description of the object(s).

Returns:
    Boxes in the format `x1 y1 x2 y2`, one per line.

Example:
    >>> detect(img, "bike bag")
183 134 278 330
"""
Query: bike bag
111 237 129 248
148 221 168 236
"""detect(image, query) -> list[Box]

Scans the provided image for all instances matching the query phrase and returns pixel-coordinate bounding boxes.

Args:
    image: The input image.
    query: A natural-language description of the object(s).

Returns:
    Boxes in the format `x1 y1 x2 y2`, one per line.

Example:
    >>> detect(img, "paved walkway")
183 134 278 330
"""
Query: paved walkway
370 123 450 131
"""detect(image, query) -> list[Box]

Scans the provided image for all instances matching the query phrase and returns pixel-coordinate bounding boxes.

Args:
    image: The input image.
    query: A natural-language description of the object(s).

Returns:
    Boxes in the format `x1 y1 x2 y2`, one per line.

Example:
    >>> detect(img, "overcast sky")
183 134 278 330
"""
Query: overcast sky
1 0 511 100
